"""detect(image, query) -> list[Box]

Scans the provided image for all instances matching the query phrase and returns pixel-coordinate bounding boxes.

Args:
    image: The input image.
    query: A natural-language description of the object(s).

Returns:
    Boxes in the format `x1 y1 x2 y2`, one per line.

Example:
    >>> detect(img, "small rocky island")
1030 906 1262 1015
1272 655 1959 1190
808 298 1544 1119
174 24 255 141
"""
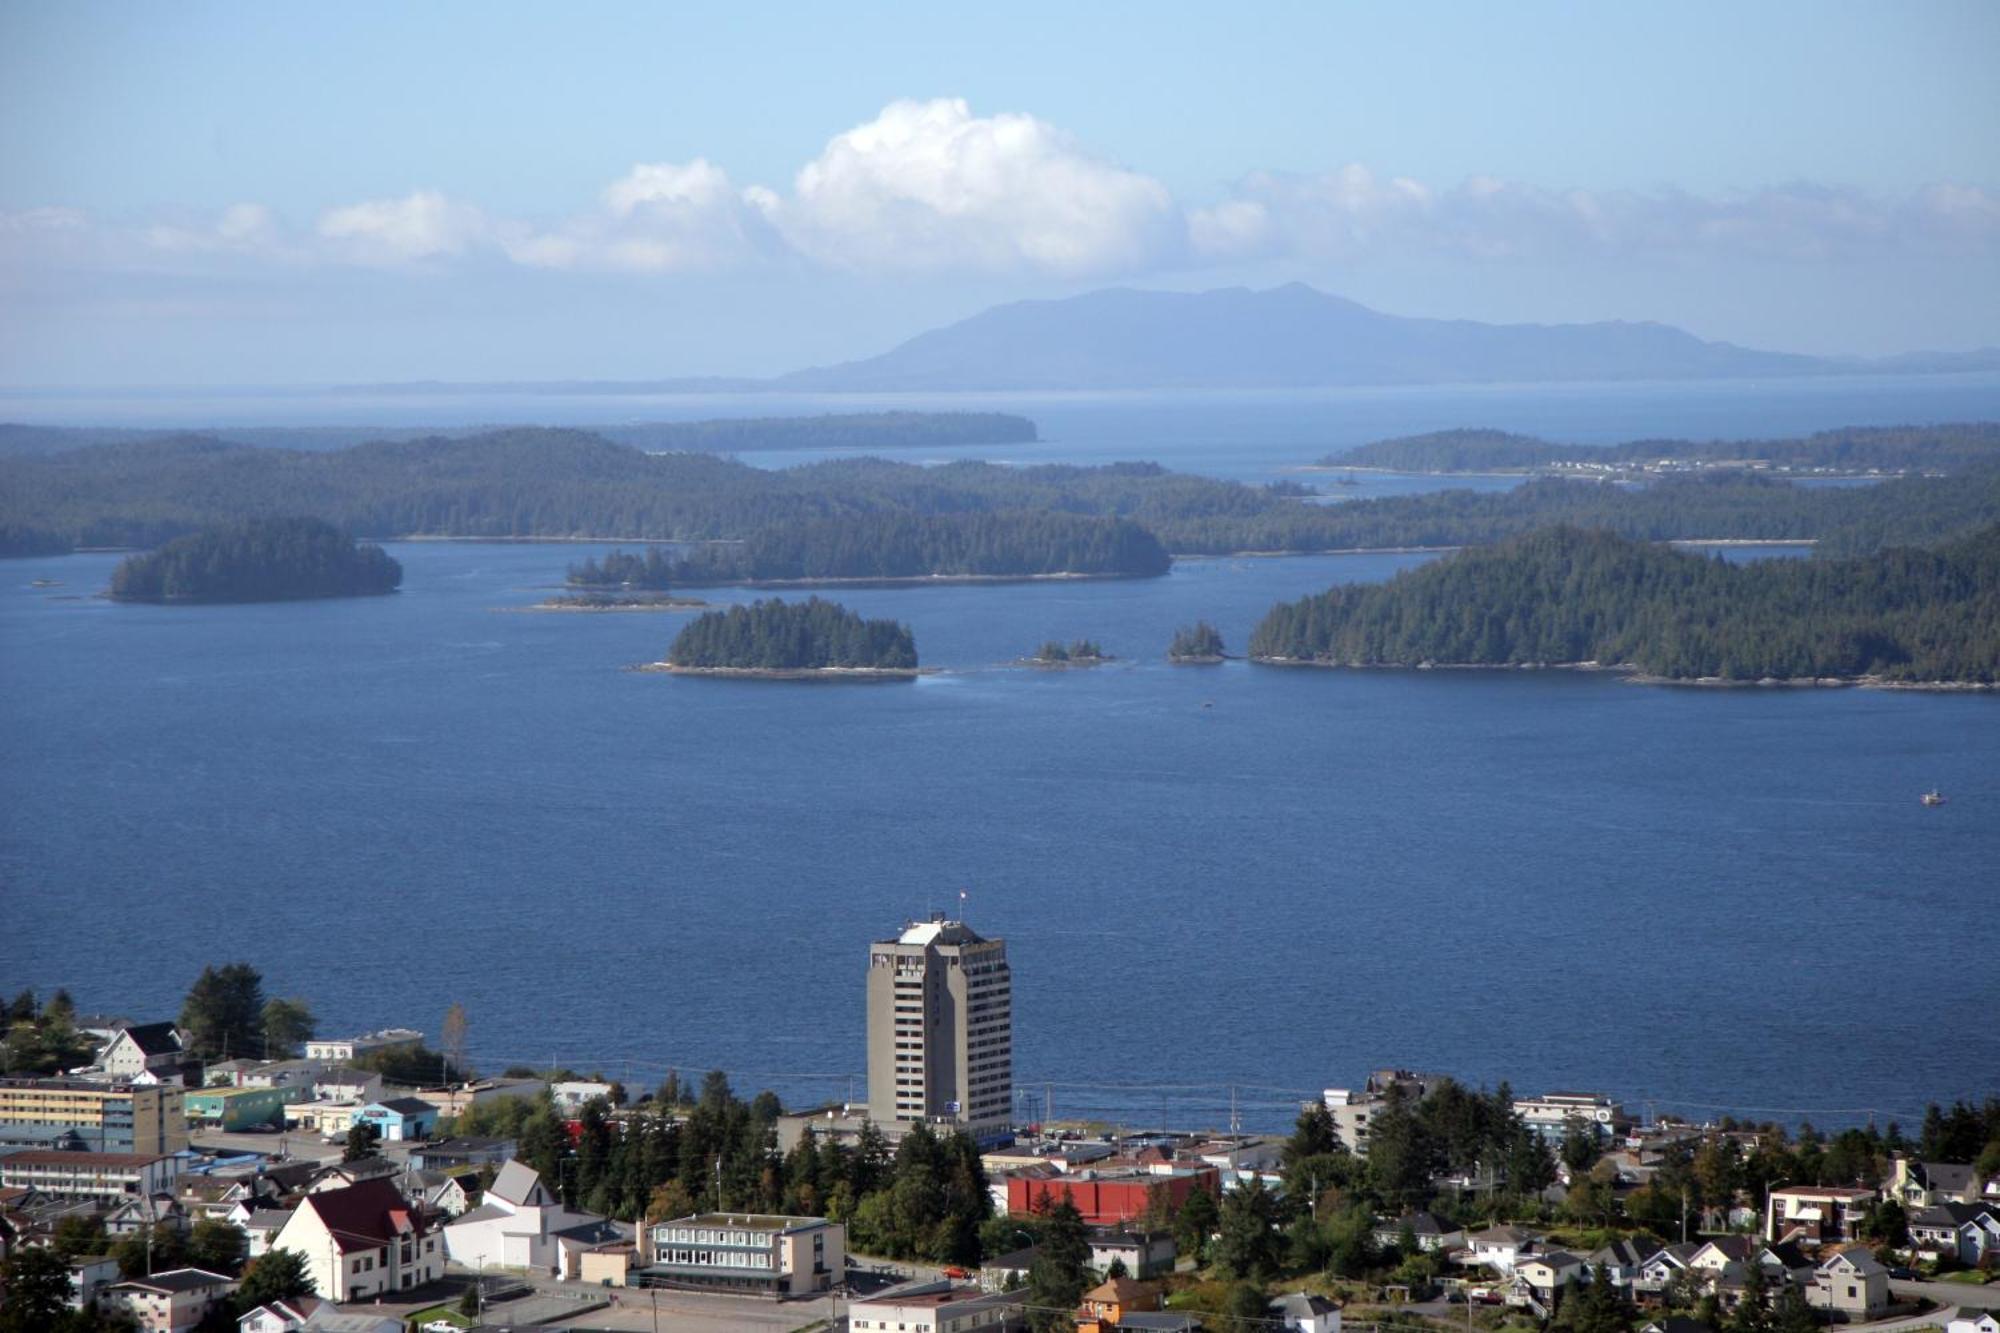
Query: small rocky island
1168 621 1227 663
109 517 402 604
653 597 918 679
1024 639 1114 667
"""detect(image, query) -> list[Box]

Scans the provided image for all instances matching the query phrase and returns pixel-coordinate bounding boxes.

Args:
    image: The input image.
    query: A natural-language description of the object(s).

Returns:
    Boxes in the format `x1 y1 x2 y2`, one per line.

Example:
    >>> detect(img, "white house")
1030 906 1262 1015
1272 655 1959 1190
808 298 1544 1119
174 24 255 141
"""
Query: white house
1807 1249 1890 1322
1372 1211 1466 1254
1466 1224 1543 1272
266 1177 443 1302
551 1081 616 1111
1271 1291 1342 1333
442 1160 625 1278
237 1297 324 1332
96 1268 235 1332
97 1024 187 1080
1946 1315 2000 1333
303 1030 422 1063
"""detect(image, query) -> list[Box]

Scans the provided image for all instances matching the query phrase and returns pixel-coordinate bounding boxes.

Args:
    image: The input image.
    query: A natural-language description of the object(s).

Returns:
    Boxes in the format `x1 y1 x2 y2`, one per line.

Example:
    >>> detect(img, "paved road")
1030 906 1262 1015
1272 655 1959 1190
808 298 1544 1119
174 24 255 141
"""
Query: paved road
1892 1279 2000 1313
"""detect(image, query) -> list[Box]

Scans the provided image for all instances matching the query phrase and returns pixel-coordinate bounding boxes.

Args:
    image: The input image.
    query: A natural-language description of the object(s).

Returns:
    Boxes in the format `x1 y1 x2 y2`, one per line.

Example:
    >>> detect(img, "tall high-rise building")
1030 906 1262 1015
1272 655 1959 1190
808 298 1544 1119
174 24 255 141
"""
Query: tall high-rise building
866 915 1012 1141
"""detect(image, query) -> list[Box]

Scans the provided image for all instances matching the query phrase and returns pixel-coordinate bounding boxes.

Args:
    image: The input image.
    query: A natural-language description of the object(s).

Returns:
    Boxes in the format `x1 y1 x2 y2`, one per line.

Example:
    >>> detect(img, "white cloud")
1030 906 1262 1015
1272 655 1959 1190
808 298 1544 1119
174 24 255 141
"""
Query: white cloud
316 190 487 263
767 98 1181 274
5 103 1995 285
1192 167 2000 265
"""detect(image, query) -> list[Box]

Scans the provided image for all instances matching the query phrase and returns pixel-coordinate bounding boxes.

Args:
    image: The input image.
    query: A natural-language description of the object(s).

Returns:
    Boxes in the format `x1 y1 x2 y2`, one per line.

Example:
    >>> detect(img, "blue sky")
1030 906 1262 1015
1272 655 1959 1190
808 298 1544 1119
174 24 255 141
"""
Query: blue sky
3 1 1997 385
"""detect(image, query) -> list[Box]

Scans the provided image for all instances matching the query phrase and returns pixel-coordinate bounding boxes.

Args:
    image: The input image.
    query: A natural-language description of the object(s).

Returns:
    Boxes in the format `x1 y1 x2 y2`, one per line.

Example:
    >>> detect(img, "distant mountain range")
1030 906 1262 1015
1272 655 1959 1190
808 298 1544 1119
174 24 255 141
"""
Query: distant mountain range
338 283 2000 396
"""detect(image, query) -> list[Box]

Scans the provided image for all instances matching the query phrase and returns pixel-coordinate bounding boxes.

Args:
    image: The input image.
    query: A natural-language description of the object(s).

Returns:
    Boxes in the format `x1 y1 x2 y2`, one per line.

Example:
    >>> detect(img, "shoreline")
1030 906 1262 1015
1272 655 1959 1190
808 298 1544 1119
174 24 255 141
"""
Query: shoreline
503 598 709 613
1252 657 1995 691
671 570 1158 589
633 663 924 681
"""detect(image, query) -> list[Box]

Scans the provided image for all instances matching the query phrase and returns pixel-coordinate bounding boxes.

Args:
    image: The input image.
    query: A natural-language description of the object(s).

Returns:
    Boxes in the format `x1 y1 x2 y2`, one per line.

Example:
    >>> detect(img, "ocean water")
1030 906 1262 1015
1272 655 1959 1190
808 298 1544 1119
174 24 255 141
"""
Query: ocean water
3 536 1994 1133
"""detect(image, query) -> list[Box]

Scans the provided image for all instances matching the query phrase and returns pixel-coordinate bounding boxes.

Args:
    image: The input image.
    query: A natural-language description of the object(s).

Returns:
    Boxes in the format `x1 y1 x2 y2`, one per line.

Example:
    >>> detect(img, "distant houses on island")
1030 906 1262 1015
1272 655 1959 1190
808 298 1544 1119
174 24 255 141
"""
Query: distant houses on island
1 932 1996 1332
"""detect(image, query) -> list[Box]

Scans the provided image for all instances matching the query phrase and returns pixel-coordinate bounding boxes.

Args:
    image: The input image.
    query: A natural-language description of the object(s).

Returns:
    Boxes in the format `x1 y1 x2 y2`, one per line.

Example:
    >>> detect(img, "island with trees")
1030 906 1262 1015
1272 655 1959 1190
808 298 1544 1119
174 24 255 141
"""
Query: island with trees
107 516 402 603
1169 621 1227 663
1321 421 2000 476
655 597 919 678
8 423 1998 563
1249 523 2000 685
1024 639 1113 667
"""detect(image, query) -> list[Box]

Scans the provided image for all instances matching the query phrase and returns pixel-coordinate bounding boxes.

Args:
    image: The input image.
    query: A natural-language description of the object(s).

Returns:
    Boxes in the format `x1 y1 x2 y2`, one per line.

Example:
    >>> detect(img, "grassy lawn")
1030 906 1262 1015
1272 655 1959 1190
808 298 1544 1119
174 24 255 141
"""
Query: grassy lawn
403 1305 474 1329
1938 1270 1997 1285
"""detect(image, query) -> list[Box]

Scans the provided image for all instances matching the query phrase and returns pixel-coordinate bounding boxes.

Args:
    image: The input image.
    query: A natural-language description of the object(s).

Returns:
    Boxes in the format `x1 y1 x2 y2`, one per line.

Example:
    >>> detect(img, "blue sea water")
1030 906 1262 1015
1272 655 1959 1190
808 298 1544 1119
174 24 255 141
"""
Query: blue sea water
4 378 1999 1131
3 537 1994 1133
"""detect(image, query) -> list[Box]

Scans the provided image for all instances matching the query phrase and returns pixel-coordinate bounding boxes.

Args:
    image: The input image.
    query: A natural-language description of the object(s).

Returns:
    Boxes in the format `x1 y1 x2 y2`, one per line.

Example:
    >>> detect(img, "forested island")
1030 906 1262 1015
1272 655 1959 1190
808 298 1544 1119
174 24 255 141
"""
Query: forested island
1169 621 1227 662
658 597 918 677
532 590 705 612
1248 523 2000 684
107 517 402 604
8 423 1998 561
0 410 1036 458
1026 639 1111 666
1323 422 2000 475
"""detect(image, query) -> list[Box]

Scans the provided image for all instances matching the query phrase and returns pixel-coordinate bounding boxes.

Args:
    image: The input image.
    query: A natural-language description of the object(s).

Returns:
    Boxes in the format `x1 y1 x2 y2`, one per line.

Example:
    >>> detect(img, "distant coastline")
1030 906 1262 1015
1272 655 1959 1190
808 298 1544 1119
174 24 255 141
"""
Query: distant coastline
635 662 922 681
1253 658 1999 692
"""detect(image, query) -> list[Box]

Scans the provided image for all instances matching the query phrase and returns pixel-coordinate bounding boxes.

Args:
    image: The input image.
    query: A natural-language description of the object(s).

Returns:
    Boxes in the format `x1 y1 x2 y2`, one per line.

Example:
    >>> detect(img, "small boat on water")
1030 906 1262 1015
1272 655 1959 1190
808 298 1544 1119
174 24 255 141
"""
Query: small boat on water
1335 473 1361 487
1921 789 1948 806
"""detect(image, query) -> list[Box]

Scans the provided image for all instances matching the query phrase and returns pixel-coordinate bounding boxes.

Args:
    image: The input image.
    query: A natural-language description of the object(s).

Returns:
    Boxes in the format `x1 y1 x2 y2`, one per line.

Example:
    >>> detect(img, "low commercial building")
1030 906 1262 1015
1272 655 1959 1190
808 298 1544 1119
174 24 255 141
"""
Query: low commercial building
637 1212 844 1295
1004 1165 1219 1227
184 1086 292 1131
352 1097 438 1141
95 1267 235 1332
1513 1093 1626 1143
0 1150 179 1201
303 1030 422 1063
848 1280 1025 1333
286 1100 364 1136
0 1078 188 1154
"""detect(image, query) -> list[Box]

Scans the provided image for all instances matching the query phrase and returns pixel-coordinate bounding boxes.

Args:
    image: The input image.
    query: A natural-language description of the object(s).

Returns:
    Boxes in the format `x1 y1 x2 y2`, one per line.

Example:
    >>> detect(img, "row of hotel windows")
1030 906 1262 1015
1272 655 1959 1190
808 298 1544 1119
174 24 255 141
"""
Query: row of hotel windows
656 1248 774 1269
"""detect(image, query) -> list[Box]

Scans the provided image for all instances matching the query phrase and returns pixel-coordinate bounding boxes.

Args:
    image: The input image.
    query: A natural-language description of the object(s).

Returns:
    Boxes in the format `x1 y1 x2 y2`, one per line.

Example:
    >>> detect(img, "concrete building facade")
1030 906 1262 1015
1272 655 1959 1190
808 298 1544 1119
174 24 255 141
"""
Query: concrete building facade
867 916 1012 1141
638 1213 844 1295
0 1078 187 1155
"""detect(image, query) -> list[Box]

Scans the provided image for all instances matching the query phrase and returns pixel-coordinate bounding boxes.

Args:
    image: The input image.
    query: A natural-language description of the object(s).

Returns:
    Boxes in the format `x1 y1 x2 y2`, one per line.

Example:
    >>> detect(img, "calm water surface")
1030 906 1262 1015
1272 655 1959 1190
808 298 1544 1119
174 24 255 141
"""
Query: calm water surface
4 539 1994 1131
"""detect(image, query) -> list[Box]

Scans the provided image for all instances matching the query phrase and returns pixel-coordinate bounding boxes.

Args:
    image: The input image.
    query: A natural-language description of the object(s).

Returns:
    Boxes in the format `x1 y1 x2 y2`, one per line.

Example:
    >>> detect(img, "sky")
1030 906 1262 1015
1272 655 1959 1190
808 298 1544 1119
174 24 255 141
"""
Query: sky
1 0 1997 386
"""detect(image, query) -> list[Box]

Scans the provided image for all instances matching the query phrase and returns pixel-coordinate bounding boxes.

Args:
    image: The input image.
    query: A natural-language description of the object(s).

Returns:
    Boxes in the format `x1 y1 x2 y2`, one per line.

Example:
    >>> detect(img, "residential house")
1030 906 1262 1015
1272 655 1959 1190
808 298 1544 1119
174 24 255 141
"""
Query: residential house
106 1193 188 1237
241 1208 293 1258
1908 1201 2000 1267
1633 1243 1702 1299
1516 1251 1589 1309
1090 1228 1176 1279
846 1280 1026 1333
403 1168 476 1219
1586 1237 1657 1290
1641 1318 1717 1333
634 1209 843 1295
307 1158 401 1193
1766 1186 1875 1245
266 1176 443 1301
1466 1224 1544 1273
1077 1276 1162 1332
0 1149 179 1202
1372 1212 1465 1254
1687 1235 1760 1284
1945 1315 2000 1333
1889 1158 1981 1208
97 1025 187 1081
96 1267 236 1332
236 1296 324 1332
67 1254 122 1310
1807 1249 1890 1322
351 1097 437 1142
1271 1292 1341 1333
978 1245 1038 1292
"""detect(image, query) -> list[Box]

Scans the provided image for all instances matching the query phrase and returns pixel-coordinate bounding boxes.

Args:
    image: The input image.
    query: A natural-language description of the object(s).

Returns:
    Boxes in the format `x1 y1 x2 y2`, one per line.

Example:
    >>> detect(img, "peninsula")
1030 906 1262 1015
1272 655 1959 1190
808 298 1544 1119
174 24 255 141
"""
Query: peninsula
107 517 402 604
655 597 919 678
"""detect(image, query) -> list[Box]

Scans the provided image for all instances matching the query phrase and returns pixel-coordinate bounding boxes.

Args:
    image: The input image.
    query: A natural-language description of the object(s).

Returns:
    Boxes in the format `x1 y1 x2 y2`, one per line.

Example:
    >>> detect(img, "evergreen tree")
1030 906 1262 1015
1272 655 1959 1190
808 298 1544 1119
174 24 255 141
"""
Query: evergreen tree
1174 1187 1220 1268
342 1121 381 1163
1215 1176 1283 1281
232 1248 316 1313
1026 1197 1090 1333
180 963 265 1060
0 1246 74 1333
259 997 315 1060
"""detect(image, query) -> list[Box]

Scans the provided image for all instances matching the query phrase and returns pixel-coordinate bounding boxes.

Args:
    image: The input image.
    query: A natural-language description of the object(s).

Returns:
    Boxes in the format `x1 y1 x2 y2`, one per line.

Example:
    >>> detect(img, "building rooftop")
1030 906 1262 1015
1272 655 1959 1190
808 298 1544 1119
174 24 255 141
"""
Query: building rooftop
655 1211 832 1234
886 915 988 948
0 1150 169 1168
111 1267 232 1294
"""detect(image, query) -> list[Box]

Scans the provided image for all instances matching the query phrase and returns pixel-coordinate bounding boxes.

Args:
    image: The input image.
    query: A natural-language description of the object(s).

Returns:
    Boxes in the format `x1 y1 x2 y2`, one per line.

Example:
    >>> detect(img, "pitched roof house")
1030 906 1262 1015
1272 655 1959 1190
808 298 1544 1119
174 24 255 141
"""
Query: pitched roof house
266 1176 442 1302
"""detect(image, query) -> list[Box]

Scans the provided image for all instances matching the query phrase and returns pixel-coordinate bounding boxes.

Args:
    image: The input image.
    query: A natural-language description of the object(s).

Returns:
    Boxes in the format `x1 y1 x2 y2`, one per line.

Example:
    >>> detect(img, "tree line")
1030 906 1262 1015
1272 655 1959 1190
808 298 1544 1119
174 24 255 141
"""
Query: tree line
107 516 401 603
1249 523 2000 682
7 426 1997 562
666 597 917 669
1326 422 2000 474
